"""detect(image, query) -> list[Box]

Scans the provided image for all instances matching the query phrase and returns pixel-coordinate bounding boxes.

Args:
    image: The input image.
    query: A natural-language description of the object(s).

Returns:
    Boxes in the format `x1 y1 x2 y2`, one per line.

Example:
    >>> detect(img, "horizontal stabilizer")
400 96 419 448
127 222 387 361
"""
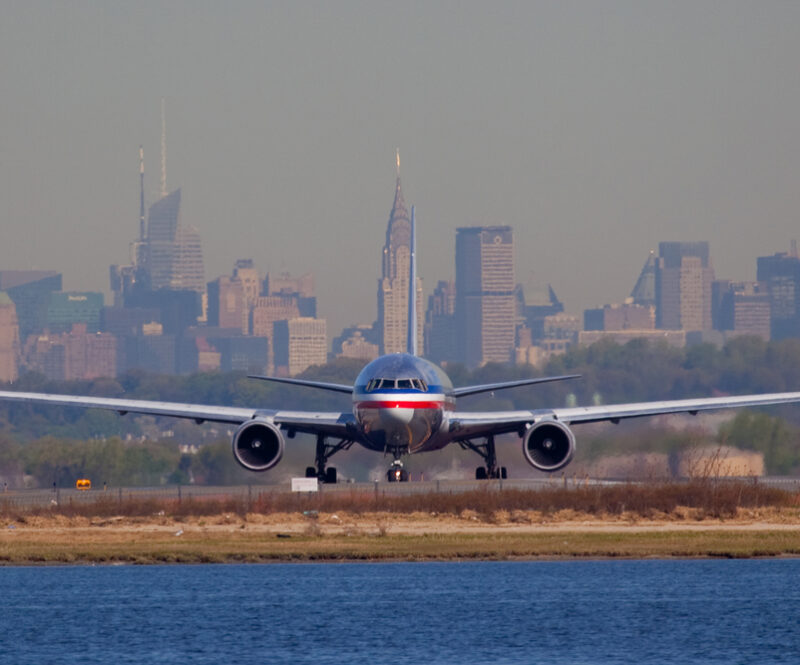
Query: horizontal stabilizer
452 374 581 398
247 375 354 394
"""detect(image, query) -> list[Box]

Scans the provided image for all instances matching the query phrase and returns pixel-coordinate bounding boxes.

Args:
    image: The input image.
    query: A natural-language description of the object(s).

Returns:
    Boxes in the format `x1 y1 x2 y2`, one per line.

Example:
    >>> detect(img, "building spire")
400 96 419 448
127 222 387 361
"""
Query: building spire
389 149 408 228
160 98 167 198
139 145 146 241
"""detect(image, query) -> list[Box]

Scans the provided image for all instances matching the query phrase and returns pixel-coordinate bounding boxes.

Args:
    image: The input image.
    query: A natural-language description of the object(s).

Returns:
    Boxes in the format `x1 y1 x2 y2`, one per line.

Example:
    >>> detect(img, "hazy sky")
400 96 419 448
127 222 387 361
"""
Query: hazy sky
2 1 800 335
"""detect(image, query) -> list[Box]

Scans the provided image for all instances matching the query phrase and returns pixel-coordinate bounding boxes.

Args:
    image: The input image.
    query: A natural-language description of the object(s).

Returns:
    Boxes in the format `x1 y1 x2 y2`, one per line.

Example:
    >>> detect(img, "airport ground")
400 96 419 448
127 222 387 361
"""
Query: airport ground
3 480 800 564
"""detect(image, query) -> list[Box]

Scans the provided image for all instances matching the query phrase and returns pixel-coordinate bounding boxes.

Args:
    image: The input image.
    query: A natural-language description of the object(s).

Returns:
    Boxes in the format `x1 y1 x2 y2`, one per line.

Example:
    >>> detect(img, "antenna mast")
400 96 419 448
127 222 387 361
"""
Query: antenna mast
408 205 418 356
160 98 167 198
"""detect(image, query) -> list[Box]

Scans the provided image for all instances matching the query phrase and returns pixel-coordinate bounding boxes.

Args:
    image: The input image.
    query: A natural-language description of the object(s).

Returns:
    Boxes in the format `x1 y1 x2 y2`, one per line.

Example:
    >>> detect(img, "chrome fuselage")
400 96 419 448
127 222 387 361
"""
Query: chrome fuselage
352 354 455 455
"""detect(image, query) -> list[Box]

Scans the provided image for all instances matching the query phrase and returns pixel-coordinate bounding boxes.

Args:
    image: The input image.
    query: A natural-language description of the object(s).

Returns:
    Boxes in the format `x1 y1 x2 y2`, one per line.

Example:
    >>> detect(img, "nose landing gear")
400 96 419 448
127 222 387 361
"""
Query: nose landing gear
387 459 409 482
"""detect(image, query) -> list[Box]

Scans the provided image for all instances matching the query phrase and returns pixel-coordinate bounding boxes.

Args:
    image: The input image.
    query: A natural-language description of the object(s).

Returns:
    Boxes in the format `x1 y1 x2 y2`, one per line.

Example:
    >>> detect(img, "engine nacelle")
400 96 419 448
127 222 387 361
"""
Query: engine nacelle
522 420 575 472
232 420 285 471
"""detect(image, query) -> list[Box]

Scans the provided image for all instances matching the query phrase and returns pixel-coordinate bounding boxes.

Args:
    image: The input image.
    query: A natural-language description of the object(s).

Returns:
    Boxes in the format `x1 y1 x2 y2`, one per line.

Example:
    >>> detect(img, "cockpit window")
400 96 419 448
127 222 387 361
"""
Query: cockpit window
365 377 428 392
366 378 391 391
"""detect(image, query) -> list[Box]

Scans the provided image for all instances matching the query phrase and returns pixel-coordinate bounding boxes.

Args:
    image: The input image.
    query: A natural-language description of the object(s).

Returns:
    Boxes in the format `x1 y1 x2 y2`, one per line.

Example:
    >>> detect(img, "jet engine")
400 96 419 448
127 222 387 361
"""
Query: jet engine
522 420 575 472
232 420 285 471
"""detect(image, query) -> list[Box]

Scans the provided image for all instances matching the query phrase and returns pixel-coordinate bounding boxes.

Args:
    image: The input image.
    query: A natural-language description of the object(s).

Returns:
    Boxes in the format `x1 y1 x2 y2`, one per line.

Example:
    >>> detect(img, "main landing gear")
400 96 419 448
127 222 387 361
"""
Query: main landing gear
305 433 354 484
458 435 508 480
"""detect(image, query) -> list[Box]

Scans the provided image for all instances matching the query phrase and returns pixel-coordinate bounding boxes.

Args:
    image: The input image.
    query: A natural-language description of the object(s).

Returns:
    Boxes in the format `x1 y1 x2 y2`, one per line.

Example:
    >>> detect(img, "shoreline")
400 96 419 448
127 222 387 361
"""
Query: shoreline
3 510 800 564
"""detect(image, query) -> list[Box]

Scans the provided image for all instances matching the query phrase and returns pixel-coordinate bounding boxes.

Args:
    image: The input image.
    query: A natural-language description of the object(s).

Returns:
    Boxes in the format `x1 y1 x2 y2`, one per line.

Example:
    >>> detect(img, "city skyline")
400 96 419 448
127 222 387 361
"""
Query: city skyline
3 3 800 336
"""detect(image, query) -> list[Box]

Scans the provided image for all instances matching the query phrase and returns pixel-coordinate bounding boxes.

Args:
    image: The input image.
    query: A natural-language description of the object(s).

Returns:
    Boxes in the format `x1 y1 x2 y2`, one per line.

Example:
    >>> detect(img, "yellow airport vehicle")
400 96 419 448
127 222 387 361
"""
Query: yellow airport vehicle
76 479 91 491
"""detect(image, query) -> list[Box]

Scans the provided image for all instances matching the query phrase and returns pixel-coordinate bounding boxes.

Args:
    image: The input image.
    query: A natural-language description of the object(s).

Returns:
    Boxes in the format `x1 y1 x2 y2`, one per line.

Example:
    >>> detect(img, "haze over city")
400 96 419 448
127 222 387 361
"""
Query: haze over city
2 2 800 335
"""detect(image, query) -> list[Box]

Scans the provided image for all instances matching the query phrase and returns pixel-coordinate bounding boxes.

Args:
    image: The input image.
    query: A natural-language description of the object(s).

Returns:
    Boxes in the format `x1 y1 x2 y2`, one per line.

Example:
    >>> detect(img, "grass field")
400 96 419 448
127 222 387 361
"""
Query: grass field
3 482 800 564
4 523 800 564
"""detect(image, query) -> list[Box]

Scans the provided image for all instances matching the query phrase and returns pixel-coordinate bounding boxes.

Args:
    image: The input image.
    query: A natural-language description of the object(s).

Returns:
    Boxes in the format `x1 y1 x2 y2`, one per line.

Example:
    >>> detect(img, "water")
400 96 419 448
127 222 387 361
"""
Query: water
1 560 800 664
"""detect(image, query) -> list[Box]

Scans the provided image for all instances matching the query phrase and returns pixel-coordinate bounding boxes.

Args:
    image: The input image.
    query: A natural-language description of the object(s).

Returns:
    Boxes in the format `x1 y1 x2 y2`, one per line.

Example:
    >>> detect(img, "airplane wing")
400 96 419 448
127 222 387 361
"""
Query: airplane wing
0 390 355 437
246 375 354 394
451 374 580 398
447 390 800 440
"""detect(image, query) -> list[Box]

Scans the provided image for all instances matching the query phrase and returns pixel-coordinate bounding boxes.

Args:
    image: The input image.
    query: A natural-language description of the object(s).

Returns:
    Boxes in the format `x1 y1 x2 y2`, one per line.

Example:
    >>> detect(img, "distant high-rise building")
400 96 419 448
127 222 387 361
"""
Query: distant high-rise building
424 280 456 364
110 146 149 305
210 336 269 373
0 271 62 340
0 293 20 383
101 306 160 339
377 153 423 355
757 251 800 340
24 324 116 380
251 296 302 339
333 324 379 362
584 303 655 331
146 189 181 290
145 190 205 292
46 292 104 334
522 285 565 343
207 276 247 333
336 330 379 362
631 251 657 307
170 225 205 291
655 242 714 331
712 280 771 340
455 226 516 366
273 317 327 377
251 295 302 373
265 271 316 317
265 272 314 298
233 259 262 310
121 334 177 375
124 288 202 336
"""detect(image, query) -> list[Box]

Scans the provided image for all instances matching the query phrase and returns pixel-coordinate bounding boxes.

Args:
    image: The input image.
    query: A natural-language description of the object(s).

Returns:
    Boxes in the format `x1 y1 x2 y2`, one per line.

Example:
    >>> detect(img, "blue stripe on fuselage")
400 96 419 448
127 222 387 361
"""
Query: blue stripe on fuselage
353 384 447 396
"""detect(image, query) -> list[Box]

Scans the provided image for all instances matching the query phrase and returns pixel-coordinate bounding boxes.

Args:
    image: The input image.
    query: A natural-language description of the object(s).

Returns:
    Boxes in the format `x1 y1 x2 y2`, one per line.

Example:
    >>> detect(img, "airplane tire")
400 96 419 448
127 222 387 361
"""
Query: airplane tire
325 467 338 484
475 467 488 480
305 467 316 478
500 467 508 479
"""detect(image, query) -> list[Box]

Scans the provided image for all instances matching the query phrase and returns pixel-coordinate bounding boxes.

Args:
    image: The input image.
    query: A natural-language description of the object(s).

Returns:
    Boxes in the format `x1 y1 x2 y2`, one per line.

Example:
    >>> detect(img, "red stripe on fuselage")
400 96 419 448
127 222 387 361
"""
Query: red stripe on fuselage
355 400 443 410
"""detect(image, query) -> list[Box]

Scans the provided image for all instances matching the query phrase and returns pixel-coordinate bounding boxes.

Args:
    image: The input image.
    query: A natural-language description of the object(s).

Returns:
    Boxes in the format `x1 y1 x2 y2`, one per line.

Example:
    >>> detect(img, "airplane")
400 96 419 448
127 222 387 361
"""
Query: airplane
3 208 800 483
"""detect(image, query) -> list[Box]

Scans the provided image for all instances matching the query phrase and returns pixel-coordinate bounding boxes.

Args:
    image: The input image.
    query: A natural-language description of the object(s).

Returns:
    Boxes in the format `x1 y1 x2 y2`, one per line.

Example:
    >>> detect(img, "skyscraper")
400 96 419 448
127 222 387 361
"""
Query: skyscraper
265 271 316 317
712 280 771 340
233 259 262 311
207 275 247 332
424 280 456 364
757 251 800 340
655 242 714 331
0 270 62 341
631 250 657 307
377 153 422 355
455 226 516 367
0 293 20 383
273 317 327 377
145 190 205 292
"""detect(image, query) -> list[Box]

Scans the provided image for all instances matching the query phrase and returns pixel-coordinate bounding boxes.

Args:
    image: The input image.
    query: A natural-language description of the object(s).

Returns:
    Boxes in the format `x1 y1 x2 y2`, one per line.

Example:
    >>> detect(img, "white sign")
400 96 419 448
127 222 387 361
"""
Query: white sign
291 477 319 493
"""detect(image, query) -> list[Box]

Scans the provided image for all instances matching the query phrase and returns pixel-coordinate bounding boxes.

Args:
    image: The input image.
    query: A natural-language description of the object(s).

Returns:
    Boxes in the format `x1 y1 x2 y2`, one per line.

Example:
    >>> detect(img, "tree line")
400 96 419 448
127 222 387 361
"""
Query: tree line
3 336 800 486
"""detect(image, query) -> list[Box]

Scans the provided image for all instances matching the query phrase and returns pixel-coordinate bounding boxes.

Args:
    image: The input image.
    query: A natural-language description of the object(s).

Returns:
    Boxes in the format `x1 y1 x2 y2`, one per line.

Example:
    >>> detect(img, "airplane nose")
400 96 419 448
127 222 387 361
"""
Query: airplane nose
379 405 415 425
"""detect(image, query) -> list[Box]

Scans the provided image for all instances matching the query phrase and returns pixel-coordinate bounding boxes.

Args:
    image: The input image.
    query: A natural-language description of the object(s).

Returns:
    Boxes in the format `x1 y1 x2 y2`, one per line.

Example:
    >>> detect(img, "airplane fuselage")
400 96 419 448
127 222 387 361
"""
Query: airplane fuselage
352 353 455 455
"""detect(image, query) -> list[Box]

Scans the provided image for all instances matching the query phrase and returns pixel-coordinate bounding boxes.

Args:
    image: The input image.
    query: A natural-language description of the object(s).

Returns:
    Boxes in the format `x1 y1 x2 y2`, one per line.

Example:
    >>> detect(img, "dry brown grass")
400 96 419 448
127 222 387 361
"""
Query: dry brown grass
4 526 800 564
1 481 795 522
